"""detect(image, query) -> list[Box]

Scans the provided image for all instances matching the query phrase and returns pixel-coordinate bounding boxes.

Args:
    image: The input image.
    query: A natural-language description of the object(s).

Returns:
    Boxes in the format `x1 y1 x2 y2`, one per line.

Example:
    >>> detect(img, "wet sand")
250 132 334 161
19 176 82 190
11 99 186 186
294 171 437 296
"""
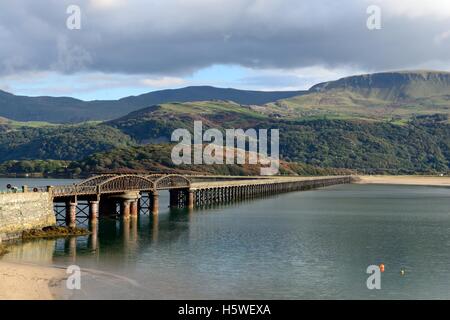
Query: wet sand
356 175 450 186
0 261 66 300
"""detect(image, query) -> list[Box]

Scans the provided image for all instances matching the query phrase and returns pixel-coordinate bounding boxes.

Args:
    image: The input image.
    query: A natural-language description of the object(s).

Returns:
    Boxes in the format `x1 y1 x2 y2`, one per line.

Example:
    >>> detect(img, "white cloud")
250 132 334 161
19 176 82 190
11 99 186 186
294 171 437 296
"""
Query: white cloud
89 0 126 10
237 65 364 91
141 77 186 88
371 0 450 19
0 71 188 99
434 30 450 45
0 84 11 92
1 0 450 84
51 36 92 73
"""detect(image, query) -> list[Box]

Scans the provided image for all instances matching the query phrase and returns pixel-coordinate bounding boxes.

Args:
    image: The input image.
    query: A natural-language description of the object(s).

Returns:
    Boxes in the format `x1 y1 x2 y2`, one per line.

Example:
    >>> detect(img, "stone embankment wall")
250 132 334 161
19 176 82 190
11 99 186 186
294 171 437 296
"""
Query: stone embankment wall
0 192 55 242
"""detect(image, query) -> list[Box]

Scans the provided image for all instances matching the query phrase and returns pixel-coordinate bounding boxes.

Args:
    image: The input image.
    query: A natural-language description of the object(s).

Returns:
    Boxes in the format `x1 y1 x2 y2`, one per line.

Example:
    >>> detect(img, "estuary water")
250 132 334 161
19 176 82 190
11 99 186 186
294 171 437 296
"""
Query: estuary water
2 178 450 299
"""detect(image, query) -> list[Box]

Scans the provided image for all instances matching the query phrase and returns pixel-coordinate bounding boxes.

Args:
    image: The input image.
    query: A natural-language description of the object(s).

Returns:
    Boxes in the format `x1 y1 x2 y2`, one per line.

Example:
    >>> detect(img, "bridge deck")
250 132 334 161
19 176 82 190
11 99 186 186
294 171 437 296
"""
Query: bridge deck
190 176 351 189
27 174 353 201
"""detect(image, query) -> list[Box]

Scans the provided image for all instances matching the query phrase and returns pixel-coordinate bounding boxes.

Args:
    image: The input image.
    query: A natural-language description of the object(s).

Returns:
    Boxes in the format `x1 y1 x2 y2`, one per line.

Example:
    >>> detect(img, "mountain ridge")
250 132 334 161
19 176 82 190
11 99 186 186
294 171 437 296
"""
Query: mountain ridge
269 70 450 121
3 70 450 123
309 70 450 99
0 86 306 123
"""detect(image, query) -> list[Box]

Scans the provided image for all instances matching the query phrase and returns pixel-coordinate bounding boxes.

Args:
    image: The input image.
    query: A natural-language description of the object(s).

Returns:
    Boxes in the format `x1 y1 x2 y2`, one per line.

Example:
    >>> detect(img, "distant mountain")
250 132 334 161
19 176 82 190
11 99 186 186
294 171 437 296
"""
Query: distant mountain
0 86 306 123
269 71 450 121
4 71 450 123
120 86 306 107
310 70 450 100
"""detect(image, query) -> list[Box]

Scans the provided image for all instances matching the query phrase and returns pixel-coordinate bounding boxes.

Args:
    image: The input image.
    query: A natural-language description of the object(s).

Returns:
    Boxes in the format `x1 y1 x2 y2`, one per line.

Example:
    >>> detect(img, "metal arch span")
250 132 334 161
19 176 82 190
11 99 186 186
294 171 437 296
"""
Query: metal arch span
77 174 118 187
154 174 191 190
145 174 165 182
97 175 155 194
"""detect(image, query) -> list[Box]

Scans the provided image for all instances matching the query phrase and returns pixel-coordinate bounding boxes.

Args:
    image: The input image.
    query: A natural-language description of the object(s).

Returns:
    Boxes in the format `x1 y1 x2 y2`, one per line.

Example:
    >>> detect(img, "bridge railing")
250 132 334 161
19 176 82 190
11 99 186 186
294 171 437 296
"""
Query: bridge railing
32 186 49 193
31 185 98 197
51 185 98 197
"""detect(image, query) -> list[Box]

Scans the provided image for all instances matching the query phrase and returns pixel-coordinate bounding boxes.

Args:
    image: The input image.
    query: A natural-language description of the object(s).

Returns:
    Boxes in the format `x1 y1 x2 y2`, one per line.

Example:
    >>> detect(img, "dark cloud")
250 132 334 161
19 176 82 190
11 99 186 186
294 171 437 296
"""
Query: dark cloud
1 0 450 77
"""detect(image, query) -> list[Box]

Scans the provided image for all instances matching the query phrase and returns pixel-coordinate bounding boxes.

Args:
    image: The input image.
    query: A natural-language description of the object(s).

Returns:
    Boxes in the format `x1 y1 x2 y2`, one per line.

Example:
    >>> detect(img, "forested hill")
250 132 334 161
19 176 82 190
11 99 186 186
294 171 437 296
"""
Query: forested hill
0 104 449 176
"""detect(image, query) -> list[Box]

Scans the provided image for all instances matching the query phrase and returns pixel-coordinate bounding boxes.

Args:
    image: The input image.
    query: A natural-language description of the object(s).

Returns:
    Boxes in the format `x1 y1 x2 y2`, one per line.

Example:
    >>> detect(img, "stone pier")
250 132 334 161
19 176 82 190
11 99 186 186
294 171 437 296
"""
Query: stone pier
152 192 159 215
0 191 55 241
66 201 77 228
89 200 99 223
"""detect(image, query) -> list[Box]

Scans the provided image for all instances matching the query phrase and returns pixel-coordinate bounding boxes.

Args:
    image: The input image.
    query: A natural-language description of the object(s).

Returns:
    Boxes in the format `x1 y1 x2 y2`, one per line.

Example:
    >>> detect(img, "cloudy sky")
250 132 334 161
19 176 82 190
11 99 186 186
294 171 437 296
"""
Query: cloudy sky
1 0 450 100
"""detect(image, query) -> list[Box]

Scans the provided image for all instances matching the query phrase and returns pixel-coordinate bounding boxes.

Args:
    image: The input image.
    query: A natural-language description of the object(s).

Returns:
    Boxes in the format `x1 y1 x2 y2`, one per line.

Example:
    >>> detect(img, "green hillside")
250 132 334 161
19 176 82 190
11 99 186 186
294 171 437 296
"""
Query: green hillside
107 100 450 174
267 71 450 121
108 101 266 143
0 123 134 162
310 71 450 99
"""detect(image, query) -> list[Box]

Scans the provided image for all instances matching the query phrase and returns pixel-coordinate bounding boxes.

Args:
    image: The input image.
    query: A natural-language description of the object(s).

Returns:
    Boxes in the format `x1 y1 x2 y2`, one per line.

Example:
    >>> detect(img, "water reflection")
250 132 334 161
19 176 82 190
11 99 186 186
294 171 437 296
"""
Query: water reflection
150 214 159 243
2 209 175 266
87 223 98 253
3 238 56 263
52 207 192 259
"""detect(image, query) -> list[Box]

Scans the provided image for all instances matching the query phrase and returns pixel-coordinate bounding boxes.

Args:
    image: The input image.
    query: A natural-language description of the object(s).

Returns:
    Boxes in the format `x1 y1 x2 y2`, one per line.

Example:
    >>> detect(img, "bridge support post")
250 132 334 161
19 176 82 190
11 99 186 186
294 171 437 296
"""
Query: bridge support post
188 190 195 209
152 191 159 215
130 200 139 217
66 201 77 228
121 200 131 219
89 200 99 223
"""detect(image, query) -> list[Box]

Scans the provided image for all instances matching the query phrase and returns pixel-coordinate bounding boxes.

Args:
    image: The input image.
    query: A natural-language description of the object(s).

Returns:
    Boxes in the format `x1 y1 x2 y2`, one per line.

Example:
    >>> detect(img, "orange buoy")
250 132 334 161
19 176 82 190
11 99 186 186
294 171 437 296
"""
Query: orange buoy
379 263 385 273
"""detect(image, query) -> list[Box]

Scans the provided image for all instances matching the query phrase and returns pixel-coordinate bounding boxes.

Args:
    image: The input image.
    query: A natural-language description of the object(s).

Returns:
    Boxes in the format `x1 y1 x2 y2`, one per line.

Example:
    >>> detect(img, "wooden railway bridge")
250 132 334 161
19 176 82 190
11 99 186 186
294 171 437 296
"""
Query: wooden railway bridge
34 174 354 227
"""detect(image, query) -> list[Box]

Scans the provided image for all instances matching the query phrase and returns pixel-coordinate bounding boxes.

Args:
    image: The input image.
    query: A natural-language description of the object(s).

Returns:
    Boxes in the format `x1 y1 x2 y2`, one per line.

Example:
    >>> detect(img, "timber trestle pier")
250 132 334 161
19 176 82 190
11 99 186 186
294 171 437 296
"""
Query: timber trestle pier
33 174 354 227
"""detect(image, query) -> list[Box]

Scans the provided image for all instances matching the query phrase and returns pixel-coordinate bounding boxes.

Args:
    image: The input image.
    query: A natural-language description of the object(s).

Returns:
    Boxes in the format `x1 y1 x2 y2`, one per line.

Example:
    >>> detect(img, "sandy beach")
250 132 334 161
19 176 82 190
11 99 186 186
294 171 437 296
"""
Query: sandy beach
0 261 66 300
356 175 450 187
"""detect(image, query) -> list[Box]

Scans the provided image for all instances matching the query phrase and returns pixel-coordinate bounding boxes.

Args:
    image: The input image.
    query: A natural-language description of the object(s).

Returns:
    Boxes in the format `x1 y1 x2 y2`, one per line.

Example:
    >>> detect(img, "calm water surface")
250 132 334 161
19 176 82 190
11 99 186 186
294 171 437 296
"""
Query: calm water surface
2 178 450 299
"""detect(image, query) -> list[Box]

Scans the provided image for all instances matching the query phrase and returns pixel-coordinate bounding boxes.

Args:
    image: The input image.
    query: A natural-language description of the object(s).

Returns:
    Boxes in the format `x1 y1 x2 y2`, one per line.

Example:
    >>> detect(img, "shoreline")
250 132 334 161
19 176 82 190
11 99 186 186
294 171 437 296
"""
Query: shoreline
0 261 67 300
355 175 450 187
